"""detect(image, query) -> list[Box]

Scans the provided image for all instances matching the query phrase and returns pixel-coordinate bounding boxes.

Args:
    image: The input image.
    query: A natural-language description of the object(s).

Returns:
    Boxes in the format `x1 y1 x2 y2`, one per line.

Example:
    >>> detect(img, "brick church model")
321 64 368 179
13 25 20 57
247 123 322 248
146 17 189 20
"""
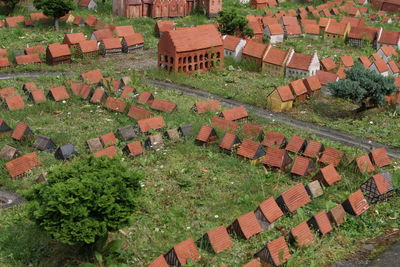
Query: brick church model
112 0 222 19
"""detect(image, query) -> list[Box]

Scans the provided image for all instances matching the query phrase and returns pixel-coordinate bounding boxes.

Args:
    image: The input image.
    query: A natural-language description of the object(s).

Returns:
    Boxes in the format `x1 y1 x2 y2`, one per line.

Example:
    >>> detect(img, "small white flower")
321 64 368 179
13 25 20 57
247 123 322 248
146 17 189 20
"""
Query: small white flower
214 215 219 218
230 182 234 185
186 226 191 230
67 112 71 115
62 100 66 104
160 188 164 192
369 121 373 124
368 140 372 144
160 165 164 169
272 119 276 122
154 92 158 94
155 227 160 232
140 183 145 187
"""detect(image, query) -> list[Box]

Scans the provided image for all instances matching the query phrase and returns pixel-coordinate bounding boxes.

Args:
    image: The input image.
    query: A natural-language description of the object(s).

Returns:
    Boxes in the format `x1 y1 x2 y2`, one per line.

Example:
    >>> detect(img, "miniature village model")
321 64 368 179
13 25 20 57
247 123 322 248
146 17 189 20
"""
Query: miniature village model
0 0 399 266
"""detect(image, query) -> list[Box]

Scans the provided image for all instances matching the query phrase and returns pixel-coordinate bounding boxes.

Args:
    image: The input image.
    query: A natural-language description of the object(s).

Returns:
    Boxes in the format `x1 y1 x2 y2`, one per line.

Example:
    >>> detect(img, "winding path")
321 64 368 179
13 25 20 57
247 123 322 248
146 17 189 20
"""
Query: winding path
147 79 400 159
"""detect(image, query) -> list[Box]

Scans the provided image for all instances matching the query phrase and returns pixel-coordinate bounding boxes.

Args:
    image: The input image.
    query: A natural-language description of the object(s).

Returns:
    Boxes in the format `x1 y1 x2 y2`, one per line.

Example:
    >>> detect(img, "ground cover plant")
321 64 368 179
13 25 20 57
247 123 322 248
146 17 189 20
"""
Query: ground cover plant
0 0 399 266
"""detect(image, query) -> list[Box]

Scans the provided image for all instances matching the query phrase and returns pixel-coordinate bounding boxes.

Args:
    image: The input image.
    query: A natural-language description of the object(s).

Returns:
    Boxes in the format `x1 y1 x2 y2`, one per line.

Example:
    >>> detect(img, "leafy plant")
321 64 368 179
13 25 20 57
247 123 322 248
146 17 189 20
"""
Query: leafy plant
26 156 142 246
33 0 76 30
0 0 20 15
216 8 254 38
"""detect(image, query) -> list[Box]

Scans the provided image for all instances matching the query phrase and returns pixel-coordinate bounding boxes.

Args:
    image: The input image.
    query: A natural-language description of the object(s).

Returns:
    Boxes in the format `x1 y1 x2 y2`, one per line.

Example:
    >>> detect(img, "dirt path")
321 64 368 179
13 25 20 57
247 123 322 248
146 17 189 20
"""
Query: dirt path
147 79 400 159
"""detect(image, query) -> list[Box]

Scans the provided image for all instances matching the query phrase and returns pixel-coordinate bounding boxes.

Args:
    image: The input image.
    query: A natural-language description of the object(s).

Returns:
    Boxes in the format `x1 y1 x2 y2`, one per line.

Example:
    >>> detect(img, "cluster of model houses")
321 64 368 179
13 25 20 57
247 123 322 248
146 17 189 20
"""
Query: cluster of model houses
146 105 395 266
0 13 144 68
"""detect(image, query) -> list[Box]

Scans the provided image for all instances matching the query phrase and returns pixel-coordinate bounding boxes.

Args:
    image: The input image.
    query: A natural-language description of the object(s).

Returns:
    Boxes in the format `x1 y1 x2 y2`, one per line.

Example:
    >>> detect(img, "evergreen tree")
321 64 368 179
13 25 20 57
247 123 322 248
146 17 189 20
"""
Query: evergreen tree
217 8 254 38
328 62 398 112
33 0 75 30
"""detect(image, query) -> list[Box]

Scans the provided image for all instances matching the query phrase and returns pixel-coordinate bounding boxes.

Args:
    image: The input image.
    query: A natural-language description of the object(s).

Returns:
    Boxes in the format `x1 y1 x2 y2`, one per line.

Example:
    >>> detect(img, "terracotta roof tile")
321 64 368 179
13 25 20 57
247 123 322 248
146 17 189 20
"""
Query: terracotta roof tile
93 29 113 41
81 69 103 84
291 156 314 176
237 139 265 160
267 23 284 35
90 88 106 103
5 95 25 110
114 25 135 37
138 116 166 133
194 100 221 114
78 40 99 53
15 54 41 65
303 140 324 158
137 91 154 105
316 70 339 85
0 57 11 67
263 47 290 66
93 146 117 158
219 132 240 151
290 221 316 247
304 23 320 34
223 35 242 51
25 45 46 55
325 21 348 35
123 33 144 46
348 26 378 41
242 40 267 59
211 116 238 132
205 226 233 253
124 141 144 157
319 147 345 166
150 99 177 113
11 123 32 140
257 196 283 223
372 59 389 73
0 49 6 58
378 30 400 45
280 16 298 26
275 85 295 102
242 258 261 267
147 255 169 267
320 57 337 71
340 56 354 68
278 183 311 212
30 90 46 104
303 76 322 92
285 24 302 35
231 212 262 239
289 79 308 97
49 86 69 101
221 106 248 121
371 173 392 195
63 33 86 45
309 210 333 235
171 238 200 265
341 16 364 27
380 45 398 57
287 52 313 71
265 236 292 266
0 88 16 100
242 123 263 139
264 147 292 170
262 16 278 27
369 148 391 168
314 164 341 186
5 152 40 178
155 21 174 33
356 154 375 172
85 15 97 26
286 136 306 153
388 60 399 74
196 125 218 144
342 189 369 216
104 97 127 112
102 37 122 50
47 43 71 58
127 105 152 120
262 131 286 148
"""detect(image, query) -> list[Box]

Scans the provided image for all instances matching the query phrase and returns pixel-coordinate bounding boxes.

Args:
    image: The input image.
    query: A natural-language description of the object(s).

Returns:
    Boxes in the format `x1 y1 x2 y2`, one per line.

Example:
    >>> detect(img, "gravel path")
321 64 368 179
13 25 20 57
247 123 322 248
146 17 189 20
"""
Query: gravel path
147 79 400 159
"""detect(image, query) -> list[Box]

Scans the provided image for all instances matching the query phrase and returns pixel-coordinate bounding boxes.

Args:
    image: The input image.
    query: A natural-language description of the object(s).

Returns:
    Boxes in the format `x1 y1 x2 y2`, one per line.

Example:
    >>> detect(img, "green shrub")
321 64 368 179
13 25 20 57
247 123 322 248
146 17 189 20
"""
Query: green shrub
26 156 142 245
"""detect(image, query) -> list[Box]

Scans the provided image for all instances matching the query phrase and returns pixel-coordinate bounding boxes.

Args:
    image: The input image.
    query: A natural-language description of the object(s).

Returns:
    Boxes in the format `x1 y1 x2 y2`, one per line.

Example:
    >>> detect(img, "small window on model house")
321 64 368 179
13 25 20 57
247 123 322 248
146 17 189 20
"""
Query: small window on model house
194 55 198 62
200 55 203 61
195 64 198 70
170 57 174 64
179 57 182 64
165 55 168 62
189 65 192 71
188 56 192 63
216 52 220 58
200 62 203 69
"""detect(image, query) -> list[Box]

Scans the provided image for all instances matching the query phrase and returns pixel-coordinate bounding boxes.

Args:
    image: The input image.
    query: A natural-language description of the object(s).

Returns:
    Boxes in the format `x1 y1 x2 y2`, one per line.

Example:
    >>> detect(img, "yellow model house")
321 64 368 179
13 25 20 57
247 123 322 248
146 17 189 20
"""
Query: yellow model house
267 85 295 112
324 21 351 41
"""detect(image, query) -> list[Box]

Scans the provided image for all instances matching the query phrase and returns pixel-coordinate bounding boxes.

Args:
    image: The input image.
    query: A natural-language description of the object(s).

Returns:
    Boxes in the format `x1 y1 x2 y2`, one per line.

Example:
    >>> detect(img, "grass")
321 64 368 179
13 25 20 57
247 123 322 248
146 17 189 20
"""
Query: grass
0 1 399 266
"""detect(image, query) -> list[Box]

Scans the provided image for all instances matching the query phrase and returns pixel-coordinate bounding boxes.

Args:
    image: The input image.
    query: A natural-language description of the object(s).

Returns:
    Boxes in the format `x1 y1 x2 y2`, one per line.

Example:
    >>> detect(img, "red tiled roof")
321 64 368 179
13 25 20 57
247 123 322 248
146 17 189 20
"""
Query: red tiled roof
63 33 86 45
275 85 295 102
280 16 298 26
49 86 69 101
289 79 308 97
0 87 16 100
93 29 113 41
287 52 313 71
104 97 127 113
93 146 117 158
369 148 391 168
247 20 263 35
195 100 221 114
290 221 316 247
304 23 320 35
242 123 263 139
78 40 99 53
162 24 222 53
262 131 286 148
356 154 375 172
150 99 177 113
325 21 348 35
127 105 152 120
90 88 106 103
319 147 345 166
125 141 144 157
262 16 278 27
378 30 400 45
388 60 399 74
206 226 233 253
311 210 333 235
11 123 30 140
266 236 292 266
267 23 284 35
85 14 97 27
237 139 264 160
138 116 166 133
373 59 390 73
348 26 377 41
372 173 391 194
291 156 313 176
285 24 302 35
15 54 41 65
264 147 292 169
100 132 117 147
30 90 46 104
257 197 283 223
211 116 239 132
25 45 46 55
344 189 369 216
172 238 200 265
120 86 135 98
223 35 242 51
317 164 341 186
220 132 239 150
286 136 306 153
221 106 248 121
303 75 322 92
114 25 135 37
243 258 261 267
280 183 311 212
303 140 323 158
242 40 267 59
196 125 217 143
0 57 11 67
380 45 399 57
6 95 25 110
156 21 174 33
147 255 169 267
123 33 144 46
102 37 122 49
235 212 262 239
320 57 337 71
340 56 353 68
47 43 71 58
263 47 290 66
137 91 154 105
82 70 104 85
5 152 40 178
358 56 372 69
316 70 338 85
341 16 364 27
